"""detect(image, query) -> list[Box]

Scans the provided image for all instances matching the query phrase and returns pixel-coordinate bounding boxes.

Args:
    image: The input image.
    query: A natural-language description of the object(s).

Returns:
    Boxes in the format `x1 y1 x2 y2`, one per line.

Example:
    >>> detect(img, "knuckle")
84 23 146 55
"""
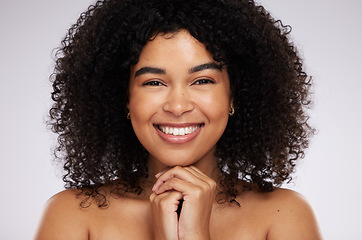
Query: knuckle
149 192 156 201
150 193 160 205
173 165 183 172
193 186 203 197
153 195 163 206
169 177 178 184
209 180 217 190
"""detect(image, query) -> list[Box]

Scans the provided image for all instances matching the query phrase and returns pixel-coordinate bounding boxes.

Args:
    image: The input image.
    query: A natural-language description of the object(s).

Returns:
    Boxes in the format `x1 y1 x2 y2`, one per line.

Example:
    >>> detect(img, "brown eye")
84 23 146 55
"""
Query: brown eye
142 80 165 86
192 79 215 85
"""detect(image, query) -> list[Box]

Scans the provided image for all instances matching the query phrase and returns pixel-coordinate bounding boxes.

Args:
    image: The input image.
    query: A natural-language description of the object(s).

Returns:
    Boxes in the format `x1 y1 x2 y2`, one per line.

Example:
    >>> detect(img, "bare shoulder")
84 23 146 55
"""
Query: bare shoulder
211 185 322 239
256 188 323 240
34 189 90 240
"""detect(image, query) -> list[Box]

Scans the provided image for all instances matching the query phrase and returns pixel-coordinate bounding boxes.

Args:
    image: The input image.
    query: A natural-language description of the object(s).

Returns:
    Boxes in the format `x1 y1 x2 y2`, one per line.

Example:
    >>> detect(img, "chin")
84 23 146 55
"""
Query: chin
159 156 197 167
152 148 214 168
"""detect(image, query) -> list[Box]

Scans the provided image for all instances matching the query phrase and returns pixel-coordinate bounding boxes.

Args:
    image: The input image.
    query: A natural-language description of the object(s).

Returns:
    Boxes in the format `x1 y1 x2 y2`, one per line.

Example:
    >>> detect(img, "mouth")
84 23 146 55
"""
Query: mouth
156 124 203 136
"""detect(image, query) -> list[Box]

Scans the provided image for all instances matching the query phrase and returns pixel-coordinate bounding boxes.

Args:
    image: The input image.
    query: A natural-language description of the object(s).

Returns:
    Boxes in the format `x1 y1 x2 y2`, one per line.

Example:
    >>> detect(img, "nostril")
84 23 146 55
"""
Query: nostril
162 94 194 116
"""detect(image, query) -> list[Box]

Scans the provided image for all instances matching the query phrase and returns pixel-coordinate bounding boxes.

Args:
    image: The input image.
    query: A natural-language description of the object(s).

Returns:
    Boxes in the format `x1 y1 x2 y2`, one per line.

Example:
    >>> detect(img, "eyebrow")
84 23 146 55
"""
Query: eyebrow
135 67 166 77
134 62 223 78
188 62 223 74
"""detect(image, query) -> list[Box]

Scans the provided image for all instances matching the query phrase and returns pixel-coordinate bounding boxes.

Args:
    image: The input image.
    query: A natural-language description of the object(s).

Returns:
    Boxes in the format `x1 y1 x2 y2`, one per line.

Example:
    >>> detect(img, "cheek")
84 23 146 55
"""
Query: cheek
128 91 164 141
199 90 230 118
128 99 154 149
129 91 159 117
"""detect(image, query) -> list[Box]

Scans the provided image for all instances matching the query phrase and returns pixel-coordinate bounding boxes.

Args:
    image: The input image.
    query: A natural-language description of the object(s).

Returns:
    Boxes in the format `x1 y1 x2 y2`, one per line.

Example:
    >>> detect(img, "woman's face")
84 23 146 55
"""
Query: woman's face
128 30 230 170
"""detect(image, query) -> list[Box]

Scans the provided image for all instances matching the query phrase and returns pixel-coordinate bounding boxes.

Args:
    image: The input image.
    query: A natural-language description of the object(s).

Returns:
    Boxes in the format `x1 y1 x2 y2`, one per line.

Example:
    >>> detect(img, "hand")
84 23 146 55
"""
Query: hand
150 166 217 240
150 190 182 240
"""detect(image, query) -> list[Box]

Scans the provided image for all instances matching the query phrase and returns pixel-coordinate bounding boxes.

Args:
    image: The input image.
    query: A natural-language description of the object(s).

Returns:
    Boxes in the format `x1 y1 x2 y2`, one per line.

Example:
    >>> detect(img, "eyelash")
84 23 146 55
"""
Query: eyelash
142 80 165 86
192 79 215 85
142 78 215 86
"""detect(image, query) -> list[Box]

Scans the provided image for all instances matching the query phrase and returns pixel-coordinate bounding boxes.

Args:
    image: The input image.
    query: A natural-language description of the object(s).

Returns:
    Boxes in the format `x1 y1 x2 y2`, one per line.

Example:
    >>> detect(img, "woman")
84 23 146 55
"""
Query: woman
35 0 321 239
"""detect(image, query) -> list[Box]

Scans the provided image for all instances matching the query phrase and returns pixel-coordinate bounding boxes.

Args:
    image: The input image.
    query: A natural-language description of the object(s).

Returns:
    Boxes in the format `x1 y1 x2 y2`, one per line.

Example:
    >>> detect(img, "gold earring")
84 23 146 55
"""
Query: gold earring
229 105 235 116
126 112 131 119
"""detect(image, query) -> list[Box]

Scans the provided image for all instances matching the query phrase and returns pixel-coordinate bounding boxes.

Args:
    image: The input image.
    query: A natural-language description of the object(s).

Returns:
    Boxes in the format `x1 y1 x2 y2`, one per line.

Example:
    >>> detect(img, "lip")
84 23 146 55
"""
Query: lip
154 123 203 144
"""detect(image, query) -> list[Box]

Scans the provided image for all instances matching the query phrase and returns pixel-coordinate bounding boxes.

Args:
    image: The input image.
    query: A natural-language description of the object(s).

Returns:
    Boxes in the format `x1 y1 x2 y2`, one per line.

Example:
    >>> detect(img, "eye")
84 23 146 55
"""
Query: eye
192 78 216 85
142 80 165 86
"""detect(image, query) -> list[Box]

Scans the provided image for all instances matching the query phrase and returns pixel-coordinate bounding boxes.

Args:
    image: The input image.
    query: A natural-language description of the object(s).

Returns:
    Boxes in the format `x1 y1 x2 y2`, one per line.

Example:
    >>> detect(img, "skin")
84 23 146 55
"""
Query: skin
127 30 231 178
35 30 322 240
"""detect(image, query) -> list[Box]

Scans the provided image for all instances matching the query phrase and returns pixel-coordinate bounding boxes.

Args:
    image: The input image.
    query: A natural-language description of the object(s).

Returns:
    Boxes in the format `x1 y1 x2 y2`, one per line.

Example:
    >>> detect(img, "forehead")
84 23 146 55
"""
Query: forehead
136 30 214 66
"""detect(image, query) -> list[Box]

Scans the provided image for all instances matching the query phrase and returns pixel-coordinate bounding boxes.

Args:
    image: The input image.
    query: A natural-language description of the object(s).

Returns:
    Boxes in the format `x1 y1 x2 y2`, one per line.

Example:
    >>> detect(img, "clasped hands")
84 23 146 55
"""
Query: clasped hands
150 165 217 240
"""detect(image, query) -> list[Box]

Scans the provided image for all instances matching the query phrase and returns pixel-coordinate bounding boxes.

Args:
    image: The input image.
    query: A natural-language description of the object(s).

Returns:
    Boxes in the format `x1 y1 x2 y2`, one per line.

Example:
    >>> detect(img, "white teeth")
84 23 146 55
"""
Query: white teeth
159 125 201 136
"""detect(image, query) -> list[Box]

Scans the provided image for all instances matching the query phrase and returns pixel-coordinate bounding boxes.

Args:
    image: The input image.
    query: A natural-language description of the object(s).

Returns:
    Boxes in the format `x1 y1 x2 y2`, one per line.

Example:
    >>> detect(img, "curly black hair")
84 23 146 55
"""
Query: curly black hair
49 0 314 207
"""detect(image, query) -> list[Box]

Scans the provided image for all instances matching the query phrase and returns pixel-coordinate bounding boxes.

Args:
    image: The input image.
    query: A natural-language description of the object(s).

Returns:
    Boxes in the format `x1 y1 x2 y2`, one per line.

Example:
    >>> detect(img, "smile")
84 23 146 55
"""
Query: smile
157 124 202 136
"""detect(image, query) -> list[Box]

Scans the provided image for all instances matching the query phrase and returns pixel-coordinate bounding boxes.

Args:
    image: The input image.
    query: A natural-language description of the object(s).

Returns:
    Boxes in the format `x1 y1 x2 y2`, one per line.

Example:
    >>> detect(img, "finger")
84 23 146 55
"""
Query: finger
186 165 209 177
154 175 215 202
149 191 182 240
152 166 202 192
183 166 207 180
150 190 183 211
149 192 157 202
154 177 197 195
184 166 217 188
155 167 170 178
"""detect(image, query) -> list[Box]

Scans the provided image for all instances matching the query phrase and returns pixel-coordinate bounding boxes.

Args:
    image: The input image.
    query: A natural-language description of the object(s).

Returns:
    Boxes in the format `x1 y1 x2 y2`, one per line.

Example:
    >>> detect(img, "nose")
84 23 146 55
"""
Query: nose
163 88 194 117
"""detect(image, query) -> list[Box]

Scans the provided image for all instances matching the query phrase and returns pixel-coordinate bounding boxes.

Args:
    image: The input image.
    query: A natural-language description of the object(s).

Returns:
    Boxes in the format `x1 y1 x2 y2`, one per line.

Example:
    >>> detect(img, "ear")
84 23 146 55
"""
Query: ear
229 97 234 108
126 102 130 117
229 97 235 116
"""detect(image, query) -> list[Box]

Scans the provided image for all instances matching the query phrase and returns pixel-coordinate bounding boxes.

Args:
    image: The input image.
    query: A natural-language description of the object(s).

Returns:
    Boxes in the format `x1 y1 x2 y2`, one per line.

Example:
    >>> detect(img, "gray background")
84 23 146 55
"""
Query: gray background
0 0 361 239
